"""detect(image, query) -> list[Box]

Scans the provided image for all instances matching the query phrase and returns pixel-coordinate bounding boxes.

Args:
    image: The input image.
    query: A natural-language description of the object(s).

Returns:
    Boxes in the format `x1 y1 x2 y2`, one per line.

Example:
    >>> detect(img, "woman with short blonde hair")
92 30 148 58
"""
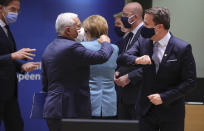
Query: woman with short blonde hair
83 15 108 41
82 15 118 119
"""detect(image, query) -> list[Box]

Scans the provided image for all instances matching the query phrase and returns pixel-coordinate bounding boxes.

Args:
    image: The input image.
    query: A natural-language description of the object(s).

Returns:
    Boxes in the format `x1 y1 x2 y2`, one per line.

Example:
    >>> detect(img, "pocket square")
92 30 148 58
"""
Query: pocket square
167 59 177 62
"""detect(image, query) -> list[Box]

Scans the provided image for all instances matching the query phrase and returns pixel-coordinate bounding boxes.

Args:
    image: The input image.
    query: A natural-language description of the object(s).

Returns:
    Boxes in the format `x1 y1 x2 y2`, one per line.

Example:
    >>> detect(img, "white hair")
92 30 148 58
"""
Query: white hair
55 12 78 36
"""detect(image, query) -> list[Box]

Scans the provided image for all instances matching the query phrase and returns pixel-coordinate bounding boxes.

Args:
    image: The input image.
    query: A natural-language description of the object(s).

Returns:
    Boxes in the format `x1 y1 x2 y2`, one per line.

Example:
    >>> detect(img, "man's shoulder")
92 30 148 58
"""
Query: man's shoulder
170 35 190 49
137 36 152 46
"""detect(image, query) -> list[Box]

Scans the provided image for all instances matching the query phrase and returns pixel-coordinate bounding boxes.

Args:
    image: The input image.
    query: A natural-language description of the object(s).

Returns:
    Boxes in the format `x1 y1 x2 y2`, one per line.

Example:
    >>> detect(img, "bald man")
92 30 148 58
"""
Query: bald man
114 2 144 120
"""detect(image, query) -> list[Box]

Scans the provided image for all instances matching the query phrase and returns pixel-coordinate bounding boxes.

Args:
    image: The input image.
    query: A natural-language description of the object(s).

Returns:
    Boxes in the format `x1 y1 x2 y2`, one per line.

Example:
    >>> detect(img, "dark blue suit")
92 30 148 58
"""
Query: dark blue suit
116 27 143 120
117 34 196 131
0 26 24 130
42 36 113 119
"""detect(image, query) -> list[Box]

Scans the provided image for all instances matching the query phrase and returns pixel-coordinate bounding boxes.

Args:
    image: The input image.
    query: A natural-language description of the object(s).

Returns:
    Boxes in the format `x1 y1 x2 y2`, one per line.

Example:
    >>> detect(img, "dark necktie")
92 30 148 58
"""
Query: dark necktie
124 32 134 51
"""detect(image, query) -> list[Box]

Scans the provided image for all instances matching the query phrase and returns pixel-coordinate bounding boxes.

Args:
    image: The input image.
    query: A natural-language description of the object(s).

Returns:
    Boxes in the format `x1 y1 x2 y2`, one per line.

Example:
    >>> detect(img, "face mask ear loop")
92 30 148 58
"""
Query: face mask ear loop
128 14 136 25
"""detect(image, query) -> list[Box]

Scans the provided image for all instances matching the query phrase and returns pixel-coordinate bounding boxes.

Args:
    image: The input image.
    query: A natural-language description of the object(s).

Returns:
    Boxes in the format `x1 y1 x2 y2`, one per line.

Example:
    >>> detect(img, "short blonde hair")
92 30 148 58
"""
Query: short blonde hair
83 15 108 38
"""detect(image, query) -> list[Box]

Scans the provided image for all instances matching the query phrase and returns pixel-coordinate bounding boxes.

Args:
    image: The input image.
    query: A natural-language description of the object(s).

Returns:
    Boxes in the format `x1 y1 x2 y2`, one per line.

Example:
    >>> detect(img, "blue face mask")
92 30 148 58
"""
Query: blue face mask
114 26 125 37
140 26 156 38
3 7 18 24
121 14 136 29
5 12 18 24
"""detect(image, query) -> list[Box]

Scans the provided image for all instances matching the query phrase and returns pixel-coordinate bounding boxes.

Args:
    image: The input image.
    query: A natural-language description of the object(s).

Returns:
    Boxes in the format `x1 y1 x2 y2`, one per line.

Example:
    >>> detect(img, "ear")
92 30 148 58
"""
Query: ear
64 27 71 36
134 14 138 19
65 27 71 33
159 24 164 28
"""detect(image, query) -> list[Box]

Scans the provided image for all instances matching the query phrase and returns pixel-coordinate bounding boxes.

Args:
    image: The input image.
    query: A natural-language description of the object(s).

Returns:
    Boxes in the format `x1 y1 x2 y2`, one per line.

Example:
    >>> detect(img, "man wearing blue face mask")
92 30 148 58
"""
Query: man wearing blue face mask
117 7 196 131
114 2 144 120
0 0 40 130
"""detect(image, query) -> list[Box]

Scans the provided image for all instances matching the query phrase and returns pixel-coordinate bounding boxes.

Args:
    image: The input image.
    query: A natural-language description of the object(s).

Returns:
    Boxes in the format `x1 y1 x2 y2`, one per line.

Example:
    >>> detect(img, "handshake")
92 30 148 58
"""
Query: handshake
135 55 151 65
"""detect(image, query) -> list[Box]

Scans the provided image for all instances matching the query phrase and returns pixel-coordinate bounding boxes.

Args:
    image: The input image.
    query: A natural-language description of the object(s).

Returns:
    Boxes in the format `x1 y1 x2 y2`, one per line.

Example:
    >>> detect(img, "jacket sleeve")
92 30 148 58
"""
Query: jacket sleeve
0 54 24 73
72 42 113 65
128 67 143 84
117 40 140 66
14 60 24 73
160 44 197 104
0 54 12 65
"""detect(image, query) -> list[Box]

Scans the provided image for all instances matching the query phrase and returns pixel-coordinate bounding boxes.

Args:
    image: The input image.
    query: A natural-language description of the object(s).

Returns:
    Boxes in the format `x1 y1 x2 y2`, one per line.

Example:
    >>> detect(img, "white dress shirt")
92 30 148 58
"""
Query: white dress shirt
125 22 144 51
154 31 171 63
152 32 171 72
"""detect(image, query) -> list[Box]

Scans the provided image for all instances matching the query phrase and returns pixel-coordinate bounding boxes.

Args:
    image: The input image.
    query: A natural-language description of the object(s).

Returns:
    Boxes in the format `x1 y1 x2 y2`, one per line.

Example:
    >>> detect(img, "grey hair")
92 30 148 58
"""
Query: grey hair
55 12 78 36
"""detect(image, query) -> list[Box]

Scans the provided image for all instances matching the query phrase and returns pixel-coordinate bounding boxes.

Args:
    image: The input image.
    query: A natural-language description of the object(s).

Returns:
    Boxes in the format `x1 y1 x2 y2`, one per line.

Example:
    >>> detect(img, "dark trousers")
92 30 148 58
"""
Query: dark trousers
140 107 184 131
117 102 137 120
46 118 61 131
0 99 24 131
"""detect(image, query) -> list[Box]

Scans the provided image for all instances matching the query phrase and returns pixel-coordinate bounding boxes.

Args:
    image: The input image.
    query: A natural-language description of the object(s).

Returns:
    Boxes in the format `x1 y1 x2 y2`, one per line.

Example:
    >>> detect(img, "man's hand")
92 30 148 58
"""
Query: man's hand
98 35 110 44
114 71 120 86
21 62 40 72
114 72 130 88
147 93 163 106
135 55 151 65
11 48 36 60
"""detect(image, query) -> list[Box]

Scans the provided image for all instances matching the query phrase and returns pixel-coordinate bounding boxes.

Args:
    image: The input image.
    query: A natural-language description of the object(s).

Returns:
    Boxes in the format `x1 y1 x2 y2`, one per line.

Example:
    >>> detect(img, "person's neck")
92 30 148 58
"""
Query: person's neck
0 15 6 24
88 37 96 41
61 34 74 41
152 30 168 42
130 19 142 32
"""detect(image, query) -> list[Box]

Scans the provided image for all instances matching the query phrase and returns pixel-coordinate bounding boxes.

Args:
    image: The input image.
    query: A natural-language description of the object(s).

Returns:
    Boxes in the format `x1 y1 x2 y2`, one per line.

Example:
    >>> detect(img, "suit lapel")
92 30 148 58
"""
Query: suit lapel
6 25 16 51
127 27 142 50
157 35 175 74
121 32 132 53
0 26 15 52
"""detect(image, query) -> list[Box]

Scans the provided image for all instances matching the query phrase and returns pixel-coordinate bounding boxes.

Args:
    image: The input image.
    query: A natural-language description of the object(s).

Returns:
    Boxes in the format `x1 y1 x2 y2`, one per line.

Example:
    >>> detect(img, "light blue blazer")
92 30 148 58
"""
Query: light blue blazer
81 40 118 117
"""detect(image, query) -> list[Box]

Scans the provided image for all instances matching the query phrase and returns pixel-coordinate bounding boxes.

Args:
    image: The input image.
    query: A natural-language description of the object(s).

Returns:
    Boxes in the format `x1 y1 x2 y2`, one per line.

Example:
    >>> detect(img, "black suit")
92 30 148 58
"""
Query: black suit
117 26 143 120
0 25 24 131
117 34 196 131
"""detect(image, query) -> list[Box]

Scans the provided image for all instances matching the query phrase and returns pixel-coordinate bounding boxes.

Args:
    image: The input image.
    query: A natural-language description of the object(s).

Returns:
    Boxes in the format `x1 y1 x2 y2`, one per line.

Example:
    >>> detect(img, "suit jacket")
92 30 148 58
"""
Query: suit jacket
117 34 197 120
81 40 118 117
42 36 113 119
117 26 143 104
0 26 22 100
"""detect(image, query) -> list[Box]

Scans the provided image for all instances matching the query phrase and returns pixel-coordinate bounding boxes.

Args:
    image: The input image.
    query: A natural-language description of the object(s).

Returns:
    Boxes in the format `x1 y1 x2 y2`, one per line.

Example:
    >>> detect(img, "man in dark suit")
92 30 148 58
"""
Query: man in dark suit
117 7 196 131
114 2 144 120
0 0 40 130
42 12 113 131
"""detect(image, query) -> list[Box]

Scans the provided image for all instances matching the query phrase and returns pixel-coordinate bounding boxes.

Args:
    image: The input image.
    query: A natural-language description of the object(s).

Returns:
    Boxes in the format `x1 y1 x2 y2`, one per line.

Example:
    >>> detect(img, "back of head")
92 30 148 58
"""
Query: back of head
145 7 170 30
55 12 78 36
83 15 108 39
0 0 20 6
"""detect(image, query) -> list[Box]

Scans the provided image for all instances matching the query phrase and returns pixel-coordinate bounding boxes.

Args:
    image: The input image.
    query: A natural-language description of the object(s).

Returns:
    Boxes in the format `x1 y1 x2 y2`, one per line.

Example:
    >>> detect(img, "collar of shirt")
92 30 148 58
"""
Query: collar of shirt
154 31 171 48
0 19 6 28
131 21 144 35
